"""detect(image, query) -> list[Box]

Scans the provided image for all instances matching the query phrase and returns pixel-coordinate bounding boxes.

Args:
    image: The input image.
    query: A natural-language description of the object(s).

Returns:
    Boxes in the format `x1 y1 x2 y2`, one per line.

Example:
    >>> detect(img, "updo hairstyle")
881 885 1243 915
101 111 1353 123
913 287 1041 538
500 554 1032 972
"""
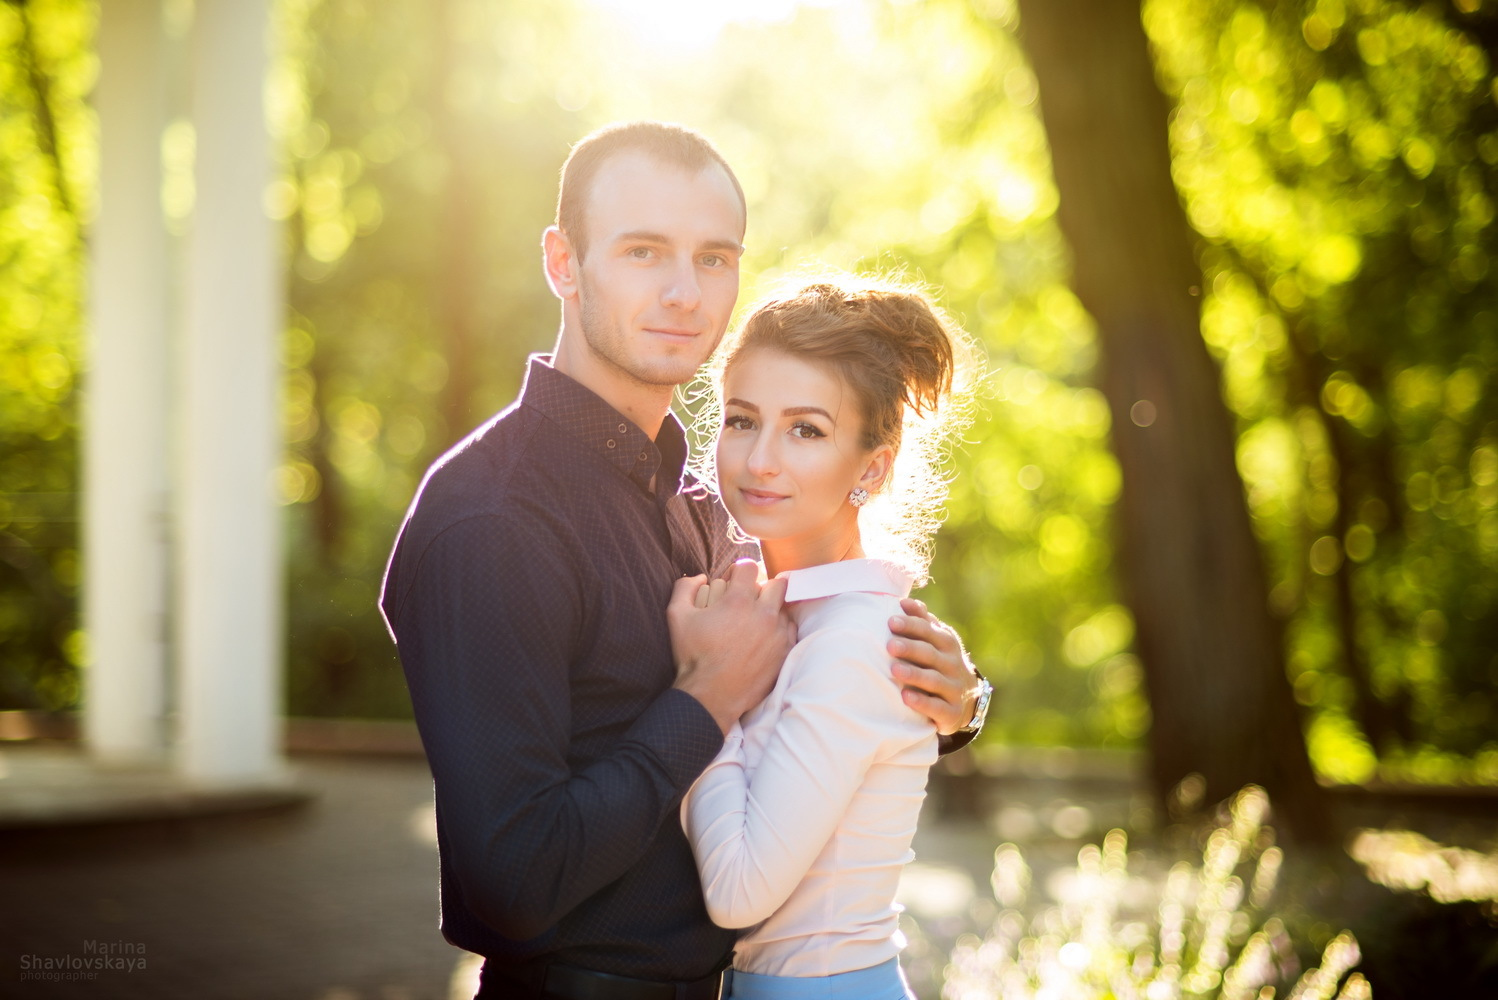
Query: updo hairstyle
693 274 979 583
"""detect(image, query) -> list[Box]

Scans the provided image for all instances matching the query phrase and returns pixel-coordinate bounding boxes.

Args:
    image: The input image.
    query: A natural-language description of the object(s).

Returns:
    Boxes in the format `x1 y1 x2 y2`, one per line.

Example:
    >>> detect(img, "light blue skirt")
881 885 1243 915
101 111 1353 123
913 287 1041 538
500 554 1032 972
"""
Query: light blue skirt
722 958 915 1000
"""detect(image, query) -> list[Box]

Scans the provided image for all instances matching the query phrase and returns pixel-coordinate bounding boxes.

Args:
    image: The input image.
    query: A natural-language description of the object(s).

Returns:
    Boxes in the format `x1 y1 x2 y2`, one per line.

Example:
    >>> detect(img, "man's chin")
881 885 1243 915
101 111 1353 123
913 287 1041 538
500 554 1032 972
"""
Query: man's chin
629 357 710 389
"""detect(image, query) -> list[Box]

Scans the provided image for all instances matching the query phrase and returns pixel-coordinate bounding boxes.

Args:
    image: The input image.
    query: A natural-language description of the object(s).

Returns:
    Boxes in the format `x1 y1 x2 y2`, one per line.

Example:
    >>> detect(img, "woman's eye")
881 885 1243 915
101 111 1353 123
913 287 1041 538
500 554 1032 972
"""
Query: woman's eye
724 415 753 430
790 423 825 439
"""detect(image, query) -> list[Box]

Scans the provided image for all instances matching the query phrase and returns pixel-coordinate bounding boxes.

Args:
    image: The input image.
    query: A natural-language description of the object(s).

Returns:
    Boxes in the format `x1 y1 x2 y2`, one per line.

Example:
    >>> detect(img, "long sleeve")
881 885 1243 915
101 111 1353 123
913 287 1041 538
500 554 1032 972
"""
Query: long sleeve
392 512 724 942
681 627 929 930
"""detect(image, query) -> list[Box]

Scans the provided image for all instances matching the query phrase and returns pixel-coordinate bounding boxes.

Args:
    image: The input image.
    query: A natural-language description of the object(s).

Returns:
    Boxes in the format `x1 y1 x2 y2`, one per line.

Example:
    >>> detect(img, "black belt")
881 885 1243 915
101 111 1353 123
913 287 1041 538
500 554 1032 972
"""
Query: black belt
478 958 728 1000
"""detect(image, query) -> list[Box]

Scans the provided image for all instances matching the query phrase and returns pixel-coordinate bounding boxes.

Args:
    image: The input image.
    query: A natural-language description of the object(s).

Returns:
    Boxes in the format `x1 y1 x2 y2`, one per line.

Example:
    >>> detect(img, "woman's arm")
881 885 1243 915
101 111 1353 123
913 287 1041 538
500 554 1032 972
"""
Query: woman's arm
680 627 931 929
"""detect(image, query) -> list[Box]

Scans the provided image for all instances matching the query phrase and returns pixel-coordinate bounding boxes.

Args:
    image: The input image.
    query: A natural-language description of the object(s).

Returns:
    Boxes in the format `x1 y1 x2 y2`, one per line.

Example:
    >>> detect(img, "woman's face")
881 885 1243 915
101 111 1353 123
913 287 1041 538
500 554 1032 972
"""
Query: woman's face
715 348 889 556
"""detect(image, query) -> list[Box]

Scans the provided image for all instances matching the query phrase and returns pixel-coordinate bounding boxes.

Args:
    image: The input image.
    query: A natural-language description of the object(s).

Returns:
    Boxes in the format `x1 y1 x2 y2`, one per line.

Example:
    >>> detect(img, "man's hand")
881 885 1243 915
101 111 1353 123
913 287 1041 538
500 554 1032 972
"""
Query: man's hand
888 597 981 736
668 560 795 734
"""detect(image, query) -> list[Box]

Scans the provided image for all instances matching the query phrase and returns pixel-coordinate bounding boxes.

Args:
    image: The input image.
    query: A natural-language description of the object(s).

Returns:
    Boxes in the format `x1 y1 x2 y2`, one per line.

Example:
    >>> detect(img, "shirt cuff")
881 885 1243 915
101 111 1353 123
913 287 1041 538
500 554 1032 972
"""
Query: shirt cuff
623 687 727 791
937 729 977 756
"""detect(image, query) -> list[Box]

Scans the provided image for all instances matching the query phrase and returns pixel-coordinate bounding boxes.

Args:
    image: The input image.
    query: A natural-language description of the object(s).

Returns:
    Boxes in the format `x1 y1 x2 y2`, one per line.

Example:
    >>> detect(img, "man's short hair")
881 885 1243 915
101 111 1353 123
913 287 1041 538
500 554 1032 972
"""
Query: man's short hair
556 121 746 260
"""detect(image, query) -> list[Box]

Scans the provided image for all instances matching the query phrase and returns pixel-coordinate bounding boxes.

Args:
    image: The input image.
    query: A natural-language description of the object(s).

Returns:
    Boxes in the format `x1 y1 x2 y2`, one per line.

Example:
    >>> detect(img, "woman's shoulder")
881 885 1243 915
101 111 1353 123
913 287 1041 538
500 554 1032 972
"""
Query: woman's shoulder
794 590 906 643
785 593 908 693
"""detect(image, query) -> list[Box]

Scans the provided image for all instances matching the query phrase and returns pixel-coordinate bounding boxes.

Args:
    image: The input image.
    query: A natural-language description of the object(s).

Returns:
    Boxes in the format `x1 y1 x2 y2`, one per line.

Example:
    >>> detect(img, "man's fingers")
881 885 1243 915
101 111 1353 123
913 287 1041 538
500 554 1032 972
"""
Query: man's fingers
902 684 967 735
888 633 940 671
899 597 930 620
890 614 958 656
758 575 788 605
899 687 942 727
891 659 959 697
723 559 761 596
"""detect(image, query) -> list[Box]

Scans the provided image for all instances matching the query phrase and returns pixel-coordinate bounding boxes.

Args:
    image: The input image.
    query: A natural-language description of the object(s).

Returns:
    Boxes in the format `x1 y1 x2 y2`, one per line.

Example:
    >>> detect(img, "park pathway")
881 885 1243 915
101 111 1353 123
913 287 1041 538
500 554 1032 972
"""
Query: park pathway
0 744 1149 1000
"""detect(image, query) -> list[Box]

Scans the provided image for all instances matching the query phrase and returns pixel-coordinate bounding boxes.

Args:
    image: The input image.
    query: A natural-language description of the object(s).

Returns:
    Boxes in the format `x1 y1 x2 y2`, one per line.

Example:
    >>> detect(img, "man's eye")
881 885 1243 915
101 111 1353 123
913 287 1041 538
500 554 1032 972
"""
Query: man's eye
628 247 653 259
701 254 723 267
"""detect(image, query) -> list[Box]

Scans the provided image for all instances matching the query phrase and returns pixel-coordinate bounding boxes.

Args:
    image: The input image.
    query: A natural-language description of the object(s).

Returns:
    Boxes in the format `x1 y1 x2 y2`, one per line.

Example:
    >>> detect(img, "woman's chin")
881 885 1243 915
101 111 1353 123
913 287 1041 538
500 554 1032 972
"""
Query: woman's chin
727 510 789 544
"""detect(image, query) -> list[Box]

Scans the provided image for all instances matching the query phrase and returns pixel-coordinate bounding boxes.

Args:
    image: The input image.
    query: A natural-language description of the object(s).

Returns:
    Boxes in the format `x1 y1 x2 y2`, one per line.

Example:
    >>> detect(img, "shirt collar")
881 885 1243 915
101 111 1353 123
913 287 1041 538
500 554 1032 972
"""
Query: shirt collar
519 354 686 494
777 558 913 603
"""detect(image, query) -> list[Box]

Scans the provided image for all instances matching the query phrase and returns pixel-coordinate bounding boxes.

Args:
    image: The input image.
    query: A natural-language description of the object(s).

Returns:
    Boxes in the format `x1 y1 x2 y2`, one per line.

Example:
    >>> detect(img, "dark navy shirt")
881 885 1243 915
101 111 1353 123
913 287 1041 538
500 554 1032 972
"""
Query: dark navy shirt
381 356 750 979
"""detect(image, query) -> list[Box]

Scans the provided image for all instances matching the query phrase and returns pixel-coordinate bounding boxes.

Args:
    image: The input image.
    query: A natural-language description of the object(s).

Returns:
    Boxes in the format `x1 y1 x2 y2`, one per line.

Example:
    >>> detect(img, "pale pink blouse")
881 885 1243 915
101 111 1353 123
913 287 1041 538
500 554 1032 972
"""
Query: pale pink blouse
681 559 938 977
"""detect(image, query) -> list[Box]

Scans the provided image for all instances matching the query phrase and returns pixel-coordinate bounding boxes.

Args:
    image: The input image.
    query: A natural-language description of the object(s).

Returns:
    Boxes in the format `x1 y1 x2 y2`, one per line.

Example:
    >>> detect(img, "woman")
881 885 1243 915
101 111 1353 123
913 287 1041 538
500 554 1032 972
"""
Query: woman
677 276 975 999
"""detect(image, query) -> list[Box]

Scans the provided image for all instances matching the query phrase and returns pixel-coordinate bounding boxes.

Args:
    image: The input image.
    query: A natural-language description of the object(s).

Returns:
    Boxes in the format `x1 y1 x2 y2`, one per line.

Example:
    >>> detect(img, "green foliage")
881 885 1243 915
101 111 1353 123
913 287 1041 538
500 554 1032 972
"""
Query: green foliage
0 0 1492 779
1145 0 1498 779
0 0 93 712
269 0 591 715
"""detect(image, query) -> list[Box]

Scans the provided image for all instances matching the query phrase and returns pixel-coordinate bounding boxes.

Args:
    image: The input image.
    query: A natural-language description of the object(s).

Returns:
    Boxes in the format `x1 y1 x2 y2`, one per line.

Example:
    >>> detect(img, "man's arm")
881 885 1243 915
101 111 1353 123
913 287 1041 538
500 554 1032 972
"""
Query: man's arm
394 515 738 941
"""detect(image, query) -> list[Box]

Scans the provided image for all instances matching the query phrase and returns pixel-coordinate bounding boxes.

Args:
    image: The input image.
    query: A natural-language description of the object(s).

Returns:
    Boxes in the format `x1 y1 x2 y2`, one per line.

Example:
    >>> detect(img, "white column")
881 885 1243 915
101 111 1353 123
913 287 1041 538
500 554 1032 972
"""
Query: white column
83 0 172 765
177 0 284 783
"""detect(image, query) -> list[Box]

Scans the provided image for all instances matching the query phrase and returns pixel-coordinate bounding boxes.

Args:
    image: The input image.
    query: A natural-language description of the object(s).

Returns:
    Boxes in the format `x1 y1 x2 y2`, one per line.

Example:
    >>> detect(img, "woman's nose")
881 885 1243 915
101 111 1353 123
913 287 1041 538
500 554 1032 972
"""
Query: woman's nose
745 432 778 476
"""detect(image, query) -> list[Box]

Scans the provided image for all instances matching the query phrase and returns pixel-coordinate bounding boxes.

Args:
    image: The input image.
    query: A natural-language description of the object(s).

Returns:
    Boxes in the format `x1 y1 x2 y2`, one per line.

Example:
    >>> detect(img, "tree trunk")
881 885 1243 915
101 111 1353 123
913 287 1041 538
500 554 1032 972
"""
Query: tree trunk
1013 0 1332 839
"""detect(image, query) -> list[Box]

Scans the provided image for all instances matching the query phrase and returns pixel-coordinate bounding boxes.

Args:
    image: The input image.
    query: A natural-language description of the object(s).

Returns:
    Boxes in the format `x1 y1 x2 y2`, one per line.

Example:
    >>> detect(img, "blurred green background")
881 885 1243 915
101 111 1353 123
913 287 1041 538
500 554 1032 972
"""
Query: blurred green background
1 0 1495 789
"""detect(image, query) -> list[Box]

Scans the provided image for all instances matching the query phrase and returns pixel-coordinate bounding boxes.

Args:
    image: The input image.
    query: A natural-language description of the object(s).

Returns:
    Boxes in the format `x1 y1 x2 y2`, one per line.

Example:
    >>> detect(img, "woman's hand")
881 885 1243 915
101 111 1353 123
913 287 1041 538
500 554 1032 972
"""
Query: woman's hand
669 561 795 734
888 597 984 736
693 576 730 608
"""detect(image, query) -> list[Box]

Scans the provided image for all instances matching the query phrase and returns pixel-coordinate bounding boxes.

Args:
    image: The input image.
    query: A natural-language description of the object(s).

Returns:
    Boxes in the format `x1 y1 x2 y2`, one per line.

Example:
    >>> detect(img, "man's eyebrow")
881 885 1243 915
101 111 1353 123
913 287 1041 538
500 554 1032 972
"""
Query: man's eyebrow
613 230 670 246
612 231 746 256
701 239 747 256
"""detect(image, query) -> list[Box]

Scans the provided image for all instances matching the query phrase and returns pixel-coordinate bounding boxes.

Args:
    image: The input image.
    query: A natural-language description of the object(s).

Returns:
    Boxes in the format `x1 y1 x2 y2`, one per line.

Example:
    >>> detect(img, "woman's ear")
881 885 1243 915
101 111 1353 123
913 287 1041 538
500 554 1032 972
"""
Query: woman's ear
542 226 579 300
857 444 895 495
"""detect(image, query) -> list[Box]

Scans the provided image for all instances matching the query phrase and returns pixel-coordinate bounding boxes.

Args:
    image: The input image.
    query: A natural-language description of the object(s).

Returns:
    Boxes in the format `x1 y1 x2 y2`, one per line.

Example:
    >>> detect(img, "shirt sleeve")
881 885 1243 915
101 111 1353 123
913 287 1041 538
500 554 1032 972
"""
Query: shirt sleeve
680 627 933 929
391 513 724 942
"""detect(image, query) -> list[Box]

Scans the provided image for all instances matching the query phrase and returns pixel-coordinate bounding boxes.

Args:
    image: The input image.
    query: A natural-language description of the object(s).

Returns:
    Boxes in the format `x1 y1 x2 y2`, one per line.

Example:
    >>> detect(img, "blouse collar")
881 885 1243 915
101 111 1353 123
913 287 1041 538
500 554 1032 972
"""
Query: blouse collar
777 558 913 603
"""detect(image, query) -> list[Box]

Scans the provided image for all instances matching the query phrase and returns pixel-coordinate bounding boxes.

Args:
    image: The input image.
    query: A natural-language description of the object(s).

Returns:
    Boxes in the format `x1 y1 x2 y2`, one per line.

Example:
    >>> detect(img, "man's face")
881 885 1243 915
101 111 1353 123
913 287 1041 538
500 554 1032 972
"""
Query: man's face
570 152 745 389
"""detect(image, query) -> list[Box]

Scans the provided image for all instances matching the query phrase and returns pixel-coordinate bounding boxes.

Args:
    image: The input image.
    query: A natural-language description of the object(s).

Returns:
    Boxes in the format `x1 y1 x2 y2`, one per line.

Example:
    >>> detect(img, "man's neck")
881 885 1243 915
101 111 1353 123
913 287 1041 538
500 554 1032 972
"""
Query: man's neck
552 342 672 441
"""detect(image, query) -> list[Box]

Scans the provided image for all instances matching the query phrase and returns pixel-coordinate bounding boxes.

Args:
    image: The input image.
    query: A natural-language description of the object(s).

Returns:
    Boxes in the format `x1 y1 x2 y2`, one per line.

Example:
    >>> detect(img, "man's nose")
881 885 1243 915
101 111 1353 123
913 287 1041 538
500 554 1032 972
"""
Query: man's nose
661 260 701 311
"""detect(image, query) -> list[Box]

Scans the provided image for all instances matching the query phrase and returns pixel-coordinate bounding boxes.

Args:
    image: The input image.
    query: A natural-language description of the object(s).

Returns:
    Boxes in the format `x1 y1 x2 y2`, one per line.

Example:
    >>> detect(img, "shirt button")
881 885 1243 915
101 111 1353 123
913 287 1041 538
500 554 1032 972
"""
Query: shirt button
618 423 628 434
606 439 617 449
639 451 649 462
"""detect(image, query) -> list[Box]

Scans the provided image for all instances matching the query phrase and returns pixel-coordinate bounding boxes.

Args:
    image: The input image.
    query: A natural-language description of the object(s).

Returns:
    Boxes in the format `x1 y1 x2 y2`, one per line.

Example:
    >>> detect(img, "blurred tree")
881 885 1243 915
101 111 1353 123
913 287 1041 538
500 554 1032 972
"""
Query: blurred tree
3 0 1494 796
1012 0 1329 836
1146 0 1498 785
0 0 91 714
272 0 586 715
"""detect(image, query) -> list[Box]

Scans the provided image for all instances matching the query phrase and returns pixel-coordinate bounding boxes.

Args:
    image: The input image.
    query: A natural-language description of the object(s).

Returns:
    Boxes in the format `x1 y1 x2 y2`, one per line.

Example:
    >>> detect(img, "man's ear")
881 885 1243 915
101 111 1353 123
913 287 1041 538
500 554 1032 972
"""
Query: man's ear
858 445 895 495
543 226 579 301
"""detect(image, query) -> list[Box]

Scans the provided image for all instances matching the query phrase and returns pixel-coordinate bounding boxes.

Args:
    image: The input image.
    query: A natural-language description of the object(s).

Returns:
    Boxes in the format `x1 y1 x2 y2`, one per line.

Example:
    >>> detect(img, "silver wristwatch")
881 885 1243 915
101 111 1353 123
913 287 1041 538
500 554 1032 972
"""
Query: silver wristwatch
957 676 992 735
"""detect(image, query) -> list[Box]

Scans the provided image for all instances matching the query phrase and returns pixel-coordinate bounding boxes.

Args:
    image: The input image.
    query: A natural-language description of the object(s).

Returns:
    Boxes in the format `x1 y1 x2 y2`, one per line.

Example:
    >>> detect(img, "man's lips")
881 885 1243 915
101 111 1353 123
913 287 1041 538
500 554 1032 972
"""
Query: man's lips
645 327 700 340
738 488 787 508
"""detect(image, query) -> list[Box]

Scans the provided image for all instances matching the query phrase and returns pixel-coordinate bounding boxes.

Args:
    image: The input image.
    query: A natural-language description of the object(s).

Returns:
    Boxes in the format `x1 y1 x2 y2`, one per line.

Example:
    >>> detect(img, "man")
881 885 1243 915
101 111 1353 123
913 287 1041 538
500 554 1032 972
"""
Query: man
380 121 990 1000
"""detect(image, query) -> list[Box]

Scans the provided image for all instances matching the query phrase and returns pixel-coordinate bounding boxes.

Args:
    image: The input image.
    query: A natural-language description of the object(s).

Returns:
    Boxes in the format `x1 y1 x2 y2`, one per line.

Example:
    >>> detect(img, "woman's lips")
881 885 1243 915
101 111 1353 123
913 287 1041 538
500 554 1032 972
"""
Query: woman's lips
738 488 787 508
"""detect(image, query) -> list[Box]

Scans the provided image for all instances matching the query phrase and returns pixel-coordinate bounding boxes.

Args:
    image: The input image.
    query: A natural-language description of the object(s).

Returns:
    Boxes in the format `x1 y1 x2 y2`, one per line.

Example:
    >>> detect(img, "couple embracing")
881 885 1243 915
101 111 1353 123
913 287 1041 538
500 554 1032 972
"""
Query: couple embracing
380 121 992 1000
